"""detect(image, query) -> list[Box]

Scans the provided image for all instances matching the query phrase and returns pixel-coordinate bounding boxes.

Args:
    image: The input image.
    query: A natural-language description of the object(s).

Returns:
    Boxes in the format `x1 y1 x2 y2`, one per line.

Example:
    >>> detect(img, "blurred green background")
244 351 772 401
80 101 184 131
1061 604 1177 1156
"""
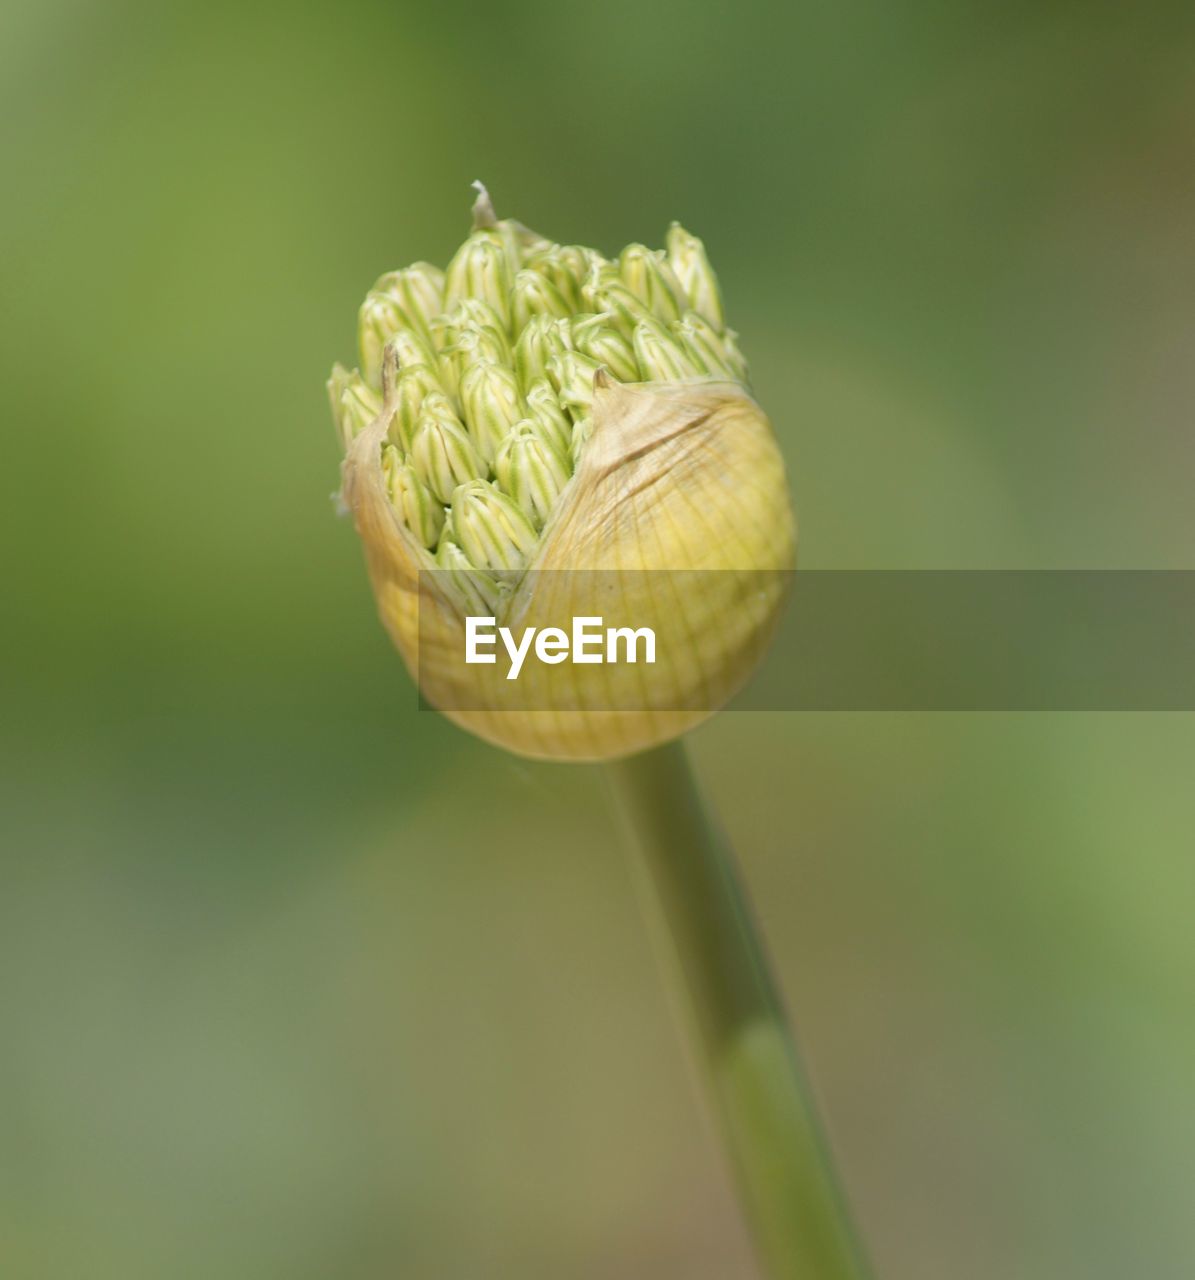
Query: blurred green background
3 1 1194 1276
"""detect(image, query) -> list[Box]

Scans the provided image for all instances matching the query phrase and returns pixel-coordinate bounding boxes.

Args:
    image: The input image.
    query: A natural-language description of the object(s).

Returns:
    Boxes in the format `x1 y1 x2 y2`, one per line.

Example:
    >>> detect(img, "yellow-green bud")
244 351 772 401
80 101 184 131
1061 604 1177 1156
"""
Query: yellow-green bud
444 234 512 330
390 363 445 450
514 314 563 390
548 349 604 415
436 537 505 615
674 311 738 380
439 322 511 398
451 479 540 572
620 244 685 324
524 379 574 456
357 292 418 389
510 268 573 332
633 317 702 382
572 317 640 383
381 444 446 548
372 263 445 341
410 407 486 503
666 223 725 329
328 364 382 450
459 360 525 464
522 245 587 312
494 420 571 527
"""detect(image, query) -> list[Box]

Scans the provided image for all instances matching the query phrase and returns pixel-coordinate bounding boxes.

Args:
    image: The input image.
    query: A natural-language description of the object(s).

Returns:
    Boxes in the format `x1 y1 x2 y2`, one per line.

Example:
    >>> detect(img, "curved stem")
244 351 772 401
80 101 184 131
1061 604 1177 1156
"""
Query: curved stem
604 740 870 1280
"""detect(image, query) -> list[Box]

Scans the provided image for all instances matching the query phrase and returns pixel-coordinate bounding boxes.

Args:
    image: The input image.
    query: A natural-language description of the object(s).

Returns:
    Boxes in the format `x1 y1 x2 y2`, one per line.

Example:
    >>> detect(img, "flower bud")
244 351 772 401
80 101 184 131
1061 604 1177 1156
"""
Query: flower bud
674 311 739 381
459 360 525 464
524 379 574 456
452 479 540 572
494 420 571 527
572 317 640 383
390 363 445 450
332 192 794 761
620 244 685 323
633 317 702 382
328 364 382 449
510 268 574 332
372 263 445 341
381 444 446 548
666 222 725 328
410 407 486 504
514 314 563 390
548 349 604 415
444 234 512 330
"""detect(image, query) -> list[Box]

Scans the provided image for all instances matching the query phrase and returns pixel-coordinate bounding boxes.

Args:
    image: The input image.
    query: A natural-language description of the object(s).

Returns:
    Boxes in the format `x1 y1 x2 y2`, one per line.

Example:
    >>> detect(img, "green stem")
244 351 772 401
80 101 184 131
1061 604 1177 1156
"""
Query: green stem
604 740 870 1280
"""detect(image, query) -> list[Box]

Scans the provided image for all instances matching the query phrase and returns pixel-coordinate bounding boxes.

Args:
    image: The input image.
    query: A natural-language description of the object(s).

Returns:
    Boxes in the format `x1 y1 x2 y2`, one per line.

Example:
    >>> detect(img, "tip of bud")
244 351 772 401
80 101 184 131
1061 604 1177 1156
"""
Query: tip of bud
470 180 497 228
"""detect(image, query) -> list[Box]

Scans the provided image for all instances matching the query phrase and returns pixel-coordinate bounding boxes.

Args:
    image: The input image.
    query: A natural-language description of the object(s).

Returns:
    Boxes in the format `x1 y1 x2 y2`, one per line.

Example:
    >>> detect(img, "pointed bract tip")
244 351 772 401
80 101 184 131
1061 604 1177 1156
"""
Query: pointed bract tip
470 180 498 228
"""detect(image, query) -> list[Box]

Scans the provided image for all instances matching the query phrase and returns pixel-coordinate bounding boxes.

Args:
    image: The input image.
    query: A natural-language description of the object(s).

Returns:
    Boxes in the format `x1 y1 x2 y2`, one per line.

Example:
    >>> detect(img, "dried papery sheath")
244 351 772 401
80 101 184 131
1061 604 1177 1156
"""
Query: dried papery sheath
331 191 794 760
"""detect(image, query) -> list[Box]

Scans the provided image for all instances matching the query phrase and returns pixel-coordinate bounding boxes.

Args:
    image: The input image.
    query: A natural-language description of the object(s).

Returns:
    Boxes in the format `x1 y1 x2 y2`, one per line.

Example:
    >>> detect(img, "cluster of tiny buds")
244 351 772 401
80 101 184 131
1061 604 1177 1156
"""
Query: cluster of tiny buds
329 190 747 609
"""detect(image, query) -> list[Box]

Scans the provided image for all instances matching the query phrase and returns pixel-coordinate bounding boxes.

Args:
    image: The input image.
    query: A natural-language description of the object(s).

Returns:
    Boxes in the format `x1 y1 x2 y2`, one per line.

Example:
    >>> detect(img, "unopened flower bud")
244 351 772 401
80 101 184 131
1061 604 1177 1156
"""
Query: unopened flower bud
548 349 604 415
444 234 512 330
620 243 685 324
459 360 525 464
372 263 445 341
572 317 640 382
510 268 573 332
452 479 540 572
494 420 571 526
524 379 574 456
328 364 382 449
381 444 446 548
333 189 794 761
674 311 739 380
666 223 725 328
410 407 486 503
633 317 702 382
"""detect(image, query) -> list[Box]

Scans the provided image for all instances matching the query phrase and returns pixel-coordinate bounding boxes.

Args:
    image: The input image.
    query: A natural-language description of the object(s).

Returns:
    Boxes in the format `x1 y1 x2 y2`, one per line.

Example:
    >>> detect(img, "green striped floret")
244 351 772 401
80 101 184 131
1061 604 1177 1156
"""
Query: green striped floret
329 187 750 594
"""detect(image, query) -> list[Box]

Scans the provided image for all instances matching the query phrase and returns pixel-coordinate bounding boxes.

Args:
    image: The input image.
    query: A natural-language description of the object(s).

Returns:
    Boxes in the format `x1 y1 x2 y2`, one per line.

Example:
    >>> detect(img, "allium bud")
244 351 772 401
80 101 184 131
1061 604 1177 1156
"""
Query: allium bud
328 364 382 450
572 316 640 383
372 263 445 341
409 406 486 504
633 317 703 382
444 234 512 329
332 190 794 761
666 222 725 328
381 445 446 548
451 479 540 572
459 359 525 464
619 243 685 324
524 379 574 456
494 420 571 527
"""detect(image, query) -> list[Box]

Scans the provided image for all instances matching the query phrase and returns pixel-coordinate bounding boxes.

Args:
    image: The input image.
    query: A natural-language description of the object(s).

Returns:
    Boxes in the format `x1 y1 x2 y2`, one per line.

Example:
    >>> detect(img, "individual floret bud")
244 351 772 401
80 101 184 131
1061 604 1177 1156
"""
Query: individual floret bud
524 379 574 455
720 327 749 381
569 414 593 464
372 263 445 342
410 408 487 503
434 299 509 353
580 259 622 313
357 291 424 389
451 479 540 572
633 317 703 382
440 322 512 398
572 316 640 382
674 312 739 380
514 314 562 390
328 364 382 449
444 233 512 330
522 246 587 312
436 537 505 615
494 420 571 527
459 360 525 464
620 244 685 324
390 363 446 450
666 223 725 329
548 349 604 416
381 444 446 548
510 268 574 332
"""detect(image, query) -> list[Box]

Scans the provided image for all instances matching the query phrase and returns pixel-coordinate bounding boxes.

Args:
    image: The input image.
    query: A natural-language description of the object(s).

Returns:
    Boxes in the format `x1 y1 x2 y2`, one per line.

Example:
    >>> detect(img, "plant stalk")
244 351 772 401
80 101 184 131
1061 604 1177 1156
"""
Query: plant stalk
604 740 870 1280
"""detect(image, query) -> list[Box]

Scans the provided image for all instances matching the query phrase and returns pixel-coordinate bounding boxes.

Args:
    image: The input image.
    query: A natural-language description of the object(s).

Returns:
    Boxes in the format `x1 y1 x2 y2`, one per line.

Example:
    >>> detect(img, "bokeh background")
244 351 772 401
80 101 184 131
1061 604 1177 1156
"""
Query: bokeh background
3 2 1194 1276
